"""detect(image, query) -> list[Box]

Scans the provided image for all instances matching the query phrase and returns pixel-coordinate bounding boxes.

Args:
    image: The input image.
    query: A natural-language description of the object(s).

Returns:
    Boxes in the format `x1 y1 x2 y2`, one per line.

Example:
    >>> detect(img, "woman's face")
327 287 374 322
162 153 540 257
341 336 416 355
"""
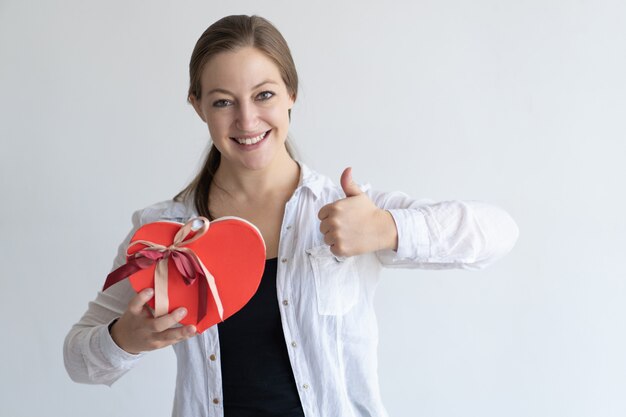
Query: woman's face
191 47 294 172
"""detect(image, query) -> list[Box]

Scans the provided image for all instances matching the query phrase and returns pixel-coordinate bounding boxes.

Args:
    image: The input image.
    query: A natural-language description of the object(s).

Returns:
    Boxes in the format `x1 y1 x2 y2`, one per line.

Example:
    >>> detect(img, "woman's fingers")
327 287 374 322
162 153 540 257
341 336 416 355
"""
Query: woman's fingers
112 289 198 354
127 288 154 315
317 204 330 221
157 325 197 345
151 307 189 333
317 191 395 257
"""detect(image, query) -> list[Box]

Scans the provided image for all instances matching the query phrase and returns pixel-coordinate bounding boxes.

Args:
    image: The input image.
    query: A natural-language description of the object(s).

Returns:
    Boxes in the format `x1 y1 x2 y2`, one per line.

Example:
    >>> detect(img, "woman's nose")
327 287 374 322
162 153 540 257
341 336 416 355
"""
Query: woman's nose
235 102 259 131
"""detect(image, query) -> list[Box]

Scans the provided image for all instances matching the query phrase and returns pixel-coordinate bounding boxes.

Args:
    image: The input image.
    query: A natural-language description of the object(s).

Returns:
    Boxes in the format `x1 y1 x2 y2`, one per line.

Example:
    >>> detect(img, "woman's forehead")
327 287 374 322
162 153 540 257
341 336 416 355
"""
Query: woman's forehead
201 47 284 93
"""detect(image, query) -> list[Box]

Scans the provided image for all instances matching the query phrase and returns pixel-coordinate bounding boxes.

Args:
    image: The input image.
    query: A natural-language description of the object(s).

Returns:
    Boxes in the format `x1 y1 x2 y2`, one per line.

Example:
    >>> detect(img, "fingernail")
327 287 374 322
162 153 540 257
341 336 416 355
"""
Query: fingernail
186 326 196 336
144 288 154 297
176 308 187 319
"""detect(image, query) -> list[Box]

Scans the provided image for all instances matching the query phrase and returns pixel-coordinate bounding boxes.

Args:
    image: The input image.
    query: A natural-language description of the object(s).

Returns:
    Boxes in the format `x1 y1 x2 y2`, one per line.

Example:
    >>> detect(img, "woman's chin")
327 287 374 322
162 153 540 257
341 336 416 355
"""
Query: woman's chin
224 151 277 173
223 139 291 172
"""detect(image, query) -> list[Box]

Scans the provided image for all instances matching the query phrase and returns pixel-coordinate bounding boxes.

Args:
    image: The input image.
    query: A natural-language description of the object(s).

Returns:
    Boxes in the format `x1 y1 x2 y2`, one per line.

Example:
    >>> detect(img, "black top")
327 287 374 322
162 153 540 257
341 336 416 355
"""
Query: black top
217 258 305 417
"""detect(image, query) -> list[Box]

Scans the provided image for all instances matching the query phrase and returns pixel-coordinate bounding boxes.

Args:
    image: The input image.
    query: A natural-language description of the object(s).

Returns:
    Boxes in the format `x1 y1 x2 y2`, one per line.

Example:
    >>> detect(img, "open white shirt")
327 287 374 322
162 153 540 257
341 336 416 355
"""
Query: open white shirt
64 163 519 417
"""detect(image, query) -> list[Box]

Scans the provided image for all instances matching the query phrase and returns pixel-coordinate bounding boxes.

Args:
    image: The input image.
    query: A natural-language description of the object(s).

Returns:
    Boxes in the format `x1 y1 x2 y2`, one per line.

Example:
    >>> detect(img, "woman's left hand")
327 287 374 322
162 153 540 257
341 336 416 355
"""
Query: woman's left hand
318 167 398 257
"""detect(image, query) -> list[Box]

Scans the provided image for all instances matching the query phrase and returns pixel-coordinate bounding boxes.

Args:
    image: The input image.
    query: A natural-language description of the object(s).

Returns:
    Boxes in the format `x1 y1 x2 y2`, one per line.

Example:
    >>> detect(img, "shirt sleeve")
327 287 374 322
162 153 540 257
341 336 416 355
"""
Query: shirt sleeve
368 189 519 270
63 210 146 386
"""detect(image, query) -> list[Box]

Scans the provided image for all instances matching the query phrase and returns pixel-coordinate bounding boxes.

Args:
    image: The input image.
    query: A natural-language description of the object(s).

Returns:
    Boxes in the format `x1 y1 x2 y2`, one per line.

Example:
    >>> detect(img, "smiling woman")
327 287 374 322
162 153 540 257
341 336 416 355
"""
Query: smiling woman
190 47 295 173
177 15 300 228
63 14 519 417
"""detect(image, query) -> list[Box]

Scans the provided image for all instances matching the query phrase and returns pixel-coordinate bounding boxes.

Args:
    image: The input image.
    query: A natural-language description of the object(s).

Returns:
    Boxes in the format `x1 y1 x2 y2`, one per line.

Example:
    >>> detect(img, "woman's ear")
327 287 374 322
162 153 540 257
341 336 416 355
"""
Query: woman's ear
288 93 296 110
189 95 207 123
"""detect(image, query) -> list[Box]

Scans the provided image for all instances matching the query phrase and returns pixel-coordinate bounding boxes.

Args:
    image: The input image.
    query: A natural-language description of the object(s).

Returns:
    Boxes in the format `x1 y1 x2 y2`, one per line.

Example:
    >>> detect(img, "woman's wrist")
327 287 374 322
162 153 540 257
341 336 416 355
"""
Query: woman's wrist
376 209 398 252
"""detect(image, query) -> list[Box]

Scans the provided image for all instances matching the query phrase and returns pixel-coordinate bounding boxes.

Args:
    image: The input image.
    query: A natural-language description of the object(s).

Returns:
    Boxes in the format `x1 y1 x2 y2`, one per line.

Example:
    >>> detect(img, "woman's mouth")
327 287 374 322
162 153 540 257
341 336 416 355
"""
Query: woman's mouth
231 130 270 146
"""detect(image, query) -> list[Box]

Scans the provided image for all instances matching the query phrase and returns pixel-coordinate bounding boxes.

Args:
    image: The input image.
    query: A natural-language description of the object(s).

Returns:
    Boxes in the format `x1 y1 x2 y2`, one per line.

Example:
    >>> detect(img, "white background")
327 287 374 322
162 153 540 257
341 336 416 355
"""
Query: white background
1 1 625 416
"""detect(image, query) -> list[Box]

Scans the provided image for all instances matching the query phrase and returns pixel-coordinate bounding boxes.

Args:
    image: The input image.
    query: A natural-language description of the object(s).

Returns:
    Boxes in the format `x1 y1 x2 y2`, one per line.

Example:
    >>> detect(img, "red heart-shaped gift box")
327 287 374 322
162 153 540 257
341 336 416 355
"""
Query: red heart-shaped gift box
105 216 266 333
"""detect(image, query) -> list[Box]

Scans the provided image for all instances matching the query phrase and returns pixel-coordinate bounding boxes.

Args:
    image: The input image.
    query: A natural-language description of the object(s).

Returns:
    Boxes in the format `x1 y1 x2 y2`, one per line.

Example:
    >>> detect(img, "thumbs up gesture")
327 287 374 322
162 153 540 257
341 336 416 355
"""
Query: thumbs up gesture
317 167 398 257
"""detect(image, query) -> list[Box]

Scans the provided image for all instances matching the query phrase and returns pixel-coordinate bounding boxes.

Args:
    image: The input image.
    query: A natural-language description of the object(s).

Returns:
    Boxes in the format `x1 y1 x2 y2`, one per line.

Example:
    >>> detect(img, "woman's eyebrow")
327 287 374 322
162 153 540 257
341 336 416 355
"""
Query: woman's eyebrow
207 87 232 96
252 80 279 89
207 80 279 96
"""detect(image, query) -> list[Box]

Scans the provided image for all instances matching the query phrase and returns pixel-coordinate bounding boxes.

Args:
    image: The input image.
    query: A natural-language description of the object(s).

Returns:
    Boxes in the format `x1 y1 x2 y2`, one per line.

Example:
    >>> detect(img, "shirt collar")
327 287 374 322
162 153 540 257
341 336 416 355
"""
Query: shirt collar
296 161 326 200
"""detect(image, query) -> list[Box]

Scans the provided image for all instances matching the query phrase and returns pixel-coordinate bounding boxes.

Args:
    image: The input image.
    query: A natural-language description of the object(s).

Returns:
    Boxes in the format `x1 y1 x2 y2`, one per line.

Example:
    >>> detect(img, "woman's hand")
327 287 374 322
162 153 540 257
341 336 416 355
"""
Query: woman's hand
110 288 197 354
318 167 398 257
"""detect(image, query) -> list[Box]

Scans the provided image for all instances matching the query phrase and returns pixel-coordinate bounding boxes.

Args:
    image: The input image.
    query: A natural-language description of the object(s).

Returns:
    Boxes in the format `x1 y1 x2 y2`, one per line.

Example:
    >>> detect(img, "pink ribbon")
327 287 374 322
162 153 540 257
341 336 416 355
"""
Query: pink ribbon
103 217 224 323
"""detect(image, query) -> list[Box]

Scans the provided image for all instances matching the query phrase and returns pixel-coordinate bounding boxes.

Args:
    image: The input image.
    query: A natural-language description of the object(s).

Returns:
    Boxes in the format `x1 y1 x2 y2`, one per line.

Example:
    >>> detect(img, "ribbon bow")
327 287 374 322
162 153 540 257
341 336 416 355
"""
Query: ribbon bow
103 217 224 324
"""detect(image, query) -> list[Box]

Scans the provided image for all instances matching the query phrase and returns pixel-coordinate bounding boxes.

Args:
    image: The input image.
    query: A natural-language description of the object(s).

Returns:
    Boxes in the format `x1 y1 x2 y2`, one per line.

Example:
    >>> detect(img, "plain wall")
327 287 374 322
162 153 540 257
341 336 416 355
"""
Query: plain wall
1 1 625 416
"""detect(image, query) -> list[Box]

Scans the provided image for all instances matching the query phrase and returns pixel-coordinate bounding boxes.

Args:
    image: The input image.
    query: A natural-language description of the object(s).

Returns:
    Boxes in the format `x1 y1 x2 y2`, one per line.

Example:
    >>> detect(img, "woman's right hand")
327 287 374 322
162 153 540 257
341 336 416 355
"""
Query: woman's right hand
110 288 197 354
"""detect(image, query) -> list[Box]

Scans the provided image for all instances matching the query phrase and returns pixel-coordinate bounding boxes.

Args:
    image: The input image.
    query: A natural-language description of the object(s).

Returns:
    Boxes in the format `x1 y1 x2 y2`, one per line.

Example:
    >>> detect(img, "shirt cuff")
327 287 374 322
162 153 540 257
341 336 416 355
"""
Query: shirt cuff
386 208 430 260
96 319 144 369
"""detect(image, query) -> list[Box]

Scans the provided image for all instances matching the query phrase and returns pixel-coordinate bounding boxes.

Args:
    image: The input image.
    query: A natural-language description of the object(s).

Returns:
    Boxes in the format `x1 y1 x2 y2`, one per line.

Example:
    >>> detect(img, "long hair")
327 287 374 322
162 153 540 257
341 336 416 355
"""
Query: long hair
174 15 299 219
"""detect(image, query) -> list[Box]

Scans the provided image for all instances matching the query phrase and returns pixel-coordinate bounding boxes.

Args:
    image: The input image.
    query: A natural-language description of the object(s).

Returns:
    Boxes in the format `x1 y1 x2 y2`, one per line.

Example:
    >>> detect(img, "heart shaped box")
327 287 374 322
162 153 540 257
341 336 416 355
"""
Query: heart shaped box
126 217 265 333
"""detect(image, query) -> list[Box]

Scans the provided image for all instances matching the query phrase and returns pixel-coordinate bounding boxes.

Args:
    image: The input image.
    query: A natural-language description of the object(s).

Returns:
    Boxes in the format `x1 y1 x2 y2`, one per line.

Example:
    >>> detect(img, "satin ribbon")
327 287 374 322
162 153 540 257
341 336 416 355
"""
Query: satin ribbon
103 217 224 323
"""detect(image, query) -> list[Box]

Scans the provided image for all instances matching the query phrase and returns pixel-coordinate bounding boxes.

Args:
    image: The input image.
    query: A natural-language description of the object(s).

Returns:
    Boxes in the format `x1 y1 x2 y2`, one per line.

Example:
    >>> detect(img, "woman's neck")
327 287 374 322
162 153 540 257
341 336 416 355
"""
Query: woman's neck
212 151 300 201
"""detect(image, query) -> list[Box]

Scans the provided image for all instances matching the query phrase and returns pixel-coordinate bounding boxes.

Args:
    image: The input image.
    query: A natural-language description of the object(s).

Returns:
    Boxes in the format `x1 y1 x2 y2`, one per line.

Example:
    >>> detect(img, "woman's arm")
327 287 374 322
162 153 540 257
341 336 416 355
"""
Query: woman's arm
63 211 145 385
63 281 144 385
317 168 518 270
63 207 196 385
372 191 519 270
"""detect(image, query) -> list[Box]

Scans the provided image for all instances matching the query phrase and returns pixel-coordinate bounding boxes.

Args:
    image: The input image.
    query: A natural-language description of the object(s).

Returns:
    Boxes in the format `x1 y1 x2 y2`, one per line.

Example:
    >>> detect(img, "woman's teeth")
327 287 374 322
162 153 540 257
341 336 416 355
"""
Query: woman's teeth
235 131 267 145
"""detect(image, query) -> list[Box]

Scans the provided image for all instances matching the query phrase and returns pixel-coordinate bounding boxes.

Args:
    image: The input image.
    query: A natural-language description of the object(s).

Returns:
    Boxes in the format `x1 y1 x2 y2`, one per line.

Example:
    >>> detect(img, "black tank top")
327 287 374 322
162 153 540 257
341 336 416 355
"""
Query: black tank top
217 258 305 417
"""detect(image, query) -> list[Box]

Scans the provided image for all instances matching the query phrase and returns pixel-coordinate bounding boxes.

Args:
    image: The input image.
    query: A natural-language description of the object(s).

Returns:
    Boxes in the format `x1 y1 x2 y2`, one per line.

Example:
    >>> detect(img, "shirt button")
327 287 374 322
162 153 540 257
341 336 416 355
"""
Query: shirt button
212 398 220 404
291 341 297 348
209 354 216 361
282 300 289 306
286 225 292 230
281 258 288 263
303 384 309 390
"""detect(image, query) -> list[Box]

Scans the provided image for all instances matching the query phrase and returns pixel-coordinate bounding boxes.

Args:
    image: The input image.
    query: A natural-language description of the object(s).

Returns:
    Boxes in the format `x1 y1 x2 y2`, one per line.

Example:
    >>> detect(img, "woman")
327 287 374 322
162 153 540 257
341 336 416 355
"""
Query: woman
64 15 519 417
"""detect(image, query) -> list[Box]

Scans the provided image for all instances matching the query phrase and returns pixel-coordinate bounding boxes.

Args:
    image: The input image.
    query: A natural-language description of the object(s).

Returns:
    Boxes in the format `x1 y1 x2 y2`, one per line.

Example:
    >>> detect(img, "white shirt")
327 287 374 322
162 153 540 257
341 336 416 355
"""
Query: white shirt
64 163 519 417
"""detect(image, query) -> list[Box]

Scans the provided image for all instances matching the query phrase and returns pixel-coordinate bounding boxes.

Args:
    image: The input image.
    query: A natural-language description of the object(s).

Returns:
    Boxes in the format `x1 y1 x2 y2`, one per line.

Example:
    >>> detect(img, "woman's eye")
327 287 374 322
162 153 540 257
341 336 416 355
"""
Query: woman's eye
256 91 274 101
212 99 232 108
